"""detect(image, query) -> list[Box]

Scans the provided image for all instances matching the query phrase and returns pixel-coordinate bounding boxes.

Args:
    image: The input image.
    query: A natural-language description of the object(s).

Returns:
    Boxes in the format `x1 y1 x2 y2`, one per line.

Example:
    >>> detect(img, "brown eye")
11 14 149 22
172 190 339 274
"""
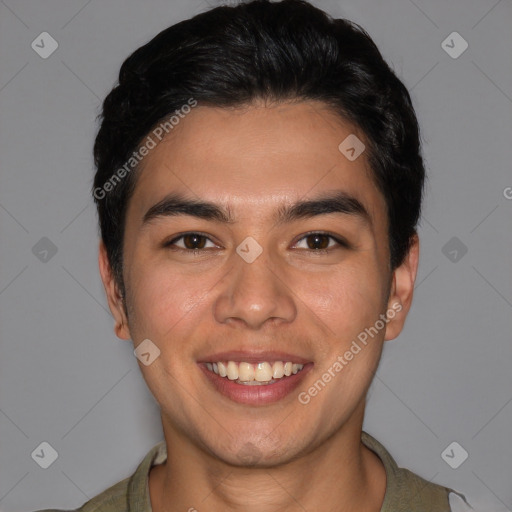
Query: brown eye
164 233 216 251
305 234 330 250
294 232 347 252
182 233 207 249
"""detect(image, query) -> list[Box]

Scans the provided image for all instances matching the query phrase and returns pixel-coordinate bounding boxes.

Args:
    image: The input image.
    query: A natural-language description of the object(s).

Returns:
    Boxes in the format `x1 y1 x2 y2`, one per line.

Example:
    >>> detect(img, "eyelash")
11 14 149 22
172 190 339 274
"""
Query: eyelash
163 231 348 254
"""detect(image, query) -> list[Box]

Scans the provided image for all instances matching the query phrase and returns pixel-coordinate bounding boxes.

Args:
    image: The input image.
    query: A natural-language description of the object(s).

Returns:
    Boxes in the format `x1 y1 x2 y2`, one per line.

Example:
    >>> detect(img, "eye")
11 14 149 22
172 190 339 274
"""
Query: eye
293 232 347 252
164 232 218 251
163 231 347 253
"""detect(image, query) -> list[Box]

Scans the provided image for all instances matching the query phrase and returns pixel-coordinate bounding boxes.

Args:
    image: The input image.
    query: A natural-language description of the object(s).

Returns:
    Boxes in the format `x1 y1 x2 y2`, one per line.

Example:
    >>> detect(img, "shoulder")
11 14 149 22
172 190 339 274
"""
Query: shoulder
78 476 131 511
31 476 130 512
391 466 453 509
31 440 167 512
361 431 468 512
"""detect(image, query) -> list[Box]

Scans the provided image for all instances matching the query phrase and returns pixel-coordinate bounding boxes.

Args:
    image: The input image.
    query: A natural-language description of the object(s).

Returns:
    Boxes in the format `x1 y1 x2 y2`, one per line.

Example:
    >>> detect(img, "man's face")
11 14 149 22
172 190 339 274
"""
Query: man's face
101 101 414 466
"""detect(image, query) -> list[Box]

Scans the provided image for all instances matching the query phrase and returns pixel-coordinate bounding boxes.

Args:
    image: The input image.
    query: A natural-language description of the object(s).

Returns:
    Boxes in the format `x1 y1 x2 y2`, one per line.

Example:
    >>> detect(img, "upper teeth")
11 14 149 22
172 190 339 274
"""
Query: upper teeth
205 361 304 382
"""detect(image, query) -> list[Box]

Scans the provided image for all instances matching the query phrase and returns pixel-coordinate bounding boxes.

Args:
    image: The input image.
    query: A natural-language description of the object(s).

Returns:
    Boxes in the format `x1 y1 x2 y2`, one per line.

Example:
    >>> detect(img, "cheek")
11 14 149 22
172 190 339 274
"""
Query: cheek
305 263 385 335
126 262 210 340
301 268 386 416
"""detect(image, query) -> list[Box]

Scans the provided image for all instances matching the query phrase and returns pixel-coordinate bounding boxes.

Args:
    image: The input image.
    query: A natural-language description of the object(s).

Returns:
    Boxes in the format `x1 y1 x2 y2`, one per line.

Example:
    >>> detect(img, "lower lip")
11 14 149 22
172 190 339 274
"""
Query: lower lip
199 363 313 405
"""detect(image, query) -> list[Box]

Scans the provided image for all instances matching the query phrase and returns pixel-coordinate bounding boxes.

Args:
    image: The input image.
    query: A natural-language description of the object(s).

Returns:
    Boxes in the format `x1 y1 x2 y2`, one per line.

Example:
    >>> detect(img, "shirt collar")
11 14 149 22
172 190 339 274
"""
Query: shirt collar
127 440 167 511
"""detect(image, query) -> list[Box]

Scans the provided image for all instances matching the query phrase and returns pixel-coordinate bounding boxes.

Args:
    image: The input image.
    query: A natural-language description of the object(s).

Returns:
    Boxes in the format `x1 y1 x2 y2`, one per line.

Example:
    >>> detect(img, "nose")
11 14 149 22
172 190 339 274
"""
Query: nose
213 249 297 330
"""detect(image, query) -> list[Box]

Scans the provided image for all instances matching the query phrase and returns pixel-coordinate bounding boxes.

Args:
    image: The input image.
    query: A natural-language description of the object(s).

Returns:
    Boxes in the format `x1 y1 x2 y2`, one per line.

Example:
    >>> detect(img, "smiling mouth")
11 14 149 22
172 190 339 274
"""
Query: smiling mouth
204 361 305 385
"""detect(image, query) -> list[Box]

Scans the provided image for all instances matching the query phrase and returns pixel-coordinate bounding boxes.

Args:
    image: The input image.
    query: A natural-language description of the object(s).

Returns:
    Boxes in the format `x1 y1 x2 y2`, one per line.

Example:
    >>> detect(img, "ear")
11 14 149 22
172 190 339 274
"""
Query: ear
98 241 131 340
384 234 419 341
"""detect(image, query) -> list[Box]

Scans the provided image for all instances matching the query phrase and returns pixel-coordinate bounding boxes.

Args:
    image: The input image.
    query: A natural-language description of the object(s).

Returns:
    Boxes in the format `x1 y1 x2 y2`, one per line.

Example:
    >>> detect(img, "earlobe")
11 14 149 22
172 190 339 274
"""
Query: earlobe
98 241 131 340
384 234 420 341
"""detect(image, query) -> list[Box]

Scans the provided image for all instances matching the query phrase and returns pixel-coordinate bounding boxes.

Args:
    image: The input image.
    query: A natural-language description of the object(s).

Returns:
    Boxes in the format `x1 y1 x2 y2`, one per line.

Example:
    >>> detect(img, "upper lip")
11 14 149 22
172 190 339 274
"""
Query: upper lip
197 350 312 365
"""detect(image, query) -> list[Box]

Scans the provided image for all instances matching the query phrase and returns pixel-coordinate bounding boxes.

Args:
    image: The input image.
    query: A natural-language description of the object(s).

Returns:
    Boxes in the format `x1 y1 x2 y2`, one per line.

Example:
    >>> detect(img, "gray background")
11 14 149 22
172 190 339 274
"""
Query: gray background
0 0 511 510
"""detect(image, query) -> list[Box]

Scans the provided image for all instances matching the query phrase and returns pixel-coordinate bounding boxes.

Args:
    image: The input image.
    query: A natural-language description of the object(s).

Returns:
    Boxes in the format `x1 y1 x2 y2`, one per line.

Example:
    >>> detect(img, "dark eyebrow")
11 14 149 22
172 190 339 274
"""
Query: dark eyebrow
143 192 234 225
142 190 371 227
273 191 371 227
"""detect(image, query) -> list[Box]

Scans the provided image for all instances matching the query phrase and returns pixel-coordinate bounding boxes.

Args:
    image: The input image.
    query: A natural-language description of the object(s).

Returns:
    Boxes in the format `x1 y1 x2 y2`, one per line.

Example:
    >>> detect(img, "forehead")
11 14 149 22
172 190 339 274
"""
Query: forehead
128 101 386 224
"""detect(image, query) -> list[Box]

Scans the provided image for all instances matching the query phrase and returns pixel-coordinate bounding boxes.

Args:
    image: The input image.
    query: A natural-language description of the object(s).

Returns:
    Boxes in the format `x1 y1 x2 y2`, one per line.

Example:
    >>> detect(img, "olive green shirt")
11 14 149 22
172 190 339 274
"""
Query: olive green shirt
35 431 469 511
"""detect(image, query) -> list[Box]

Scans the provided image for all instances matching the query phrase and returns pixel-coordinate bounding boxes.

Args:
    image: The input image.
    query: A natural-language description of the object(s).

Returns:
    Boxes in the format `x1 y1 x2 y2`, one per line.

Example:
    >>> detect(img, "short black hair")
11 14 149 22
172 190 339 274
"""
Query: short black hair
93 0 425 293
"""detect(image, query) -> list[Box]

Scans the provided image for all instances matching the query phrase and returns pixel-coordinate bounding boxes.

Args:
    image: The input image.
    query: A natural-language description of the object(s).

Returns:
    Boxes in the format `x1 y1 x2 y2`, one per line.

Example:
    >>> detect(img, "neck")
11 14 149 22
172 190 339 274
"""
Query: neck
149 408 386 512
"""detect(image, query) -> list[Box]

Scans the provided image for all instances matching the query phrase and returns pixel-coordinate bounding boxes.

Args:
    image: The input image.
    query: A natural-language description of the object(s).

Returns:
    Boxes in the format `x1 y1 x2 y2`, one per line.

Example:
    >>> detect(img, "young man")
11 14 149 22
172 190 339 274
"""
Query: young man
37 0 471 510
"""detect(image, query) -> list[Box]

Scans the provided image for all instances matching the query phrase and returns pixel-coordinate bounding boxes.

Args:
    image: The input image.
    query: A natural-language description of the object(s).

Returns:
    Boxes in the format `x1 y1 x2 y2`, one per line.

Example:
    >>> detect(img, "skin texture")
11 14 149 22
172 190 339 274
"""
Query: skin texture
99 100 419 512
